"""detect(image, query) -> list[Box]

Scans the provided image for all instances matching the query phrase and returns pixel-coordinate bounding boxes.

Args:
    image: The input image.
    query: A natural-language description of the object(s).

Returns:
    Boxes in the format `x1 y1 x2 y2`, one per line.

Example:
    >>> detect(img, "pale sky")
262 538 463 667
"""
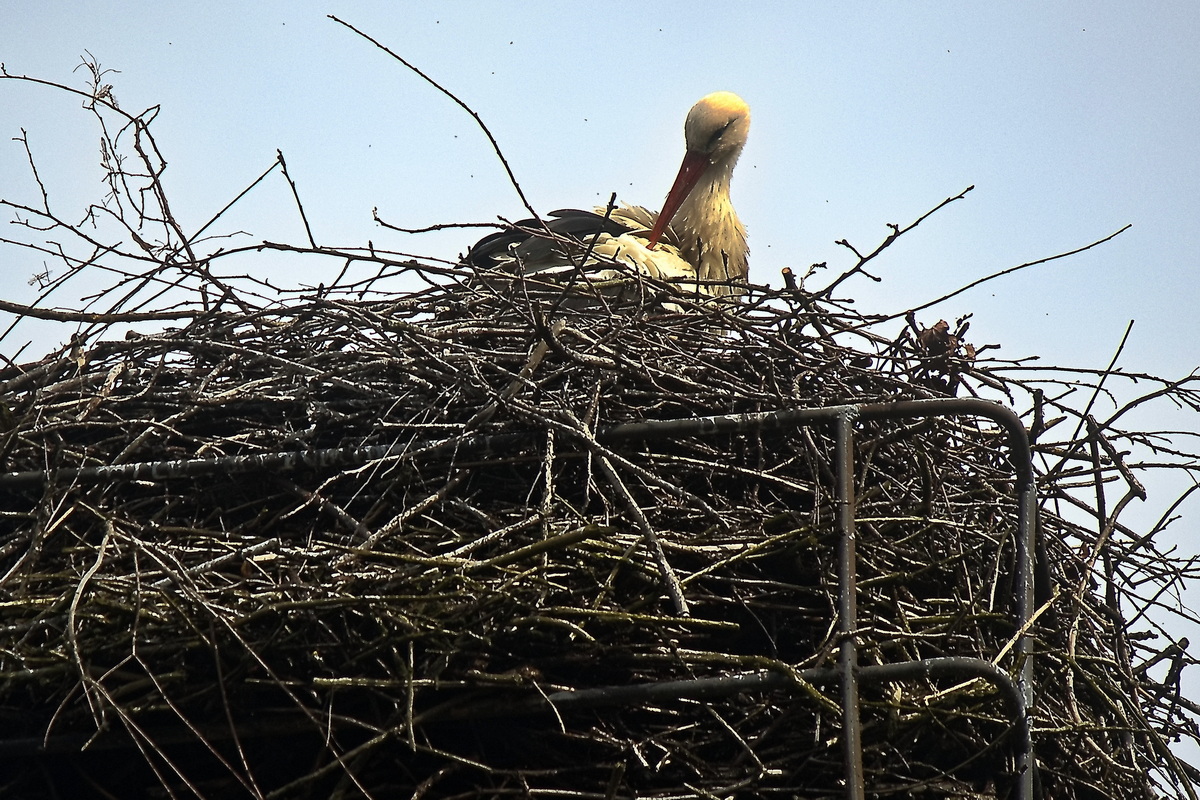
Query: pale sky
3 0 1200 775
3 3 1198 376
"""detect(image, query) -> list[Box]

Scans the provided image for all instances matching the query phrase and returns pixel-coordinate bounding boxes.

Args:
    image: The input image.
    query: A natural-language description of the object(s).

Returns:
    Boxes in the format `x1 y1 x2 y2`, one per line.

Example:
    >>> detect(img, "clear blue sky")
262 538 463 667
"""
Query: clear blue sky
3 0 1200 771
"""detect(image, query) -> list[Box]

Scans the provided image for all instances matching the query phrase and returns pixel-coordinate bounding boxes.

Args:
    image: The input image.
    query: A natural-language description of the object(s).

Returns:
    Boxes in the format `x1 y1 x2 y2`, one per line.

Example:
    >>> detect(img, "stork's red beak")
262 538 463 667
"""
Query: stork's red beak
647 150 709 250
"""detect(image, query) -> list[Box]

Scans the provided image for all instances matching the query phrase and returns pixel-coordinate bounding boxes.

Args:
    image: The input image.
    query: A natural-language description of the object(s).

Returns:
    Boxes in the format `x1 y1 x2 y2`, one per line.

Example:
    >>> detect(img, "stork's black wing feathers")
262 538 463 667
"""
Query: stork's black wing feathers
464 209 634 268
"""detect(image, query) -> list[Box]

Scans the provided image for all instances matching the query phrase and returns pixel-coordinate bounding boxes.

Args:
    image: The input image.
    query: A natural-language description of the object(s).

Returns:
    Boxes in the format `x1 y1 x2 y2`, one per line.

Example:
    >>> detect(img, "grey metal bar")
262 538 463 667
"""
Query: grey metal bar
0 398 1033 492
1016 477 1038 800
427 657 1027 721
0 656 1030 759
834 410 866 800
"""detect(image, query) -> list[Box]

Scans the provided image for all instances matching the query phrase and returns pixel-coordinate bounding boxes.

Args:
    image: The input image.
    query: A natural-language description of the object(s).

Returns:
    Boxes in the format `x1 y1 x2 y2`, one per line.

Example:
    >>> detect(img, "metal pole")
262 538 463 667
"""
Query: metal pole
834 409 865 800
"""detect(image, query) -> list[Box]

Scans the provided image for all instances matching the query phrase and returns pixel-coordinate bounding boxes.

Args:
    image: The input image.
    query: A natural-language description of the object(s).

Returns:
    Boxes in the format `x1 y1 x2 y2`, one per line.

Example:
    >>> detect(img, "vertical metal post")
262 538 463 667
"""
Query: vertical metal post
834 409 865 800
1016 478 1037 800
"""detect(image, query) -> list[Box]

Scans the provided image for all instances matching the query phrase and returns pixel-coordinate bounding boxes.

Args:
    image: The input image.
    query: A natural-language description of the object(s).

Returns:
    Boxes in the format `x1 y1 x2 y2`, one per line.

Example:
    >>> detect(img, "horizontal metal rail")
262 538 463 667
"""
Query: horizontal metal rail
0 399 1033 490
0 658 1024 760
428 657 1027 725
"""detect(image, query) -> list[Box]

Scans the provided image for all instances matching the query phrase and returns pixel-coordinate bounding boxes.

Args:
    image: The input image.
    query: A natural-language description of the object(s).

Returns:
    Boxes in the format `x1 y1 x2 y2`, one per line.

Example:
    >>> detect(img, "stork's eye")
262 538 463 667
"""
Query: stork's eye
706 120 735 151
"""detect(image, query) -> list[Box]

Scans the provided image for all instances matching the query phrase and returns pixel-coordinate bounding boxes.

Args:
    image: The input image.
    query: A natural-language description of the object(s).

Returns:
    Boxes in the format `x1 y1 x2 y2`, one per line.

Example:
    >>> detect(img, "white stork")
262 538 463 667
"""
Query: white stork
466 91 751 300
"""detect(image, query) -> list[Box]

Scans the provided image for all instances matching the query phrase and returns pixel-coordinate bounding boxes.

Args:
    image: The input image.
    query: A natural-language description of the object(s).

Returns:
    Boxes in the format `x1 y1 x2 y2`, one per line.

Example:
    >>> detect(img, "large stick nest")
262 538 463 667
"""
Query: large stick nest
1 61 1198 800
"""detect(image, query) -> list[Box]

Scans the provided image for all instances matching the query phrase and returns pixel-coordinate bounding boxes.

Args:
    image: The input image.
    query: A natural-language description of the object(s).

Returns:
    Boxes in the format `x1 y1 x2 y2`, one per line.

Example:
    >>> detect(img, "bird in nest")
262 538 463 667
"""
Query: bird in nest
465 91 750 302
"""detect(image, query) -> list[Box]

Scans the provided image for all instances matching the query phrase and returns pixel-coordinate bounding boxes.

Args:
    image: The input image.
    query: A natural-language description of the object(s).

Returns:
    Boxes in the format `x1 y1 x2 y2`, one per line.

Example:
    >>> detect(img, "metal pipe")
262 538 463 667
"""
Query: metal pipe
0 398 1034 493
0 657 1030 763
834 409 866 800
538 657 1028 714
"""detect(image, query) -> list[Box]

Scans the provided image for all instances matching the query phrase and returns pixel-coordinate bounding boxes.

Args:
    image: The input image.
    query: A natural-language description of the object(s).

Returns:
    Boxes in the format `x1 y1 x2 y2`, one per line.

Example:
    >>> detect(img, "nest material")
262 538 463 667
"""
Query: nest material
2 60 1199 800
0 265 1195 800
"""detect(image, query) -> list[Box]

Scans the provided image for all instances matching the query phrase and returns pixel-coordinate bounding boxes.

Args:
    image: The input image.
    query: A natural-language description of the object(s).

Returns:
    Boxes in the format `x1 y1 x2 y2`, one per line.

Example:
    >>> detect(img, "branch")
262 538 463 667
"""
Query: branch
0 296 204 324
817 186 974 298
328 15 544 230
887 224 1132 322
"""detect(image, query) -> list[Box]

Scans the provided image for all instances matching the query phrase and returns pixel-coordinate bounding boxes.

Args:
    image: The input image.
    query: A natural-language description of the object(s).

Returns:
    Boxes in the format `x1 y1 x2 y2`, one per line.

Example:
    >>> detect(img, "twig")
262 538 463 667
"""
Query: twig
886 224 1132 322
276 149 317 249
596 454 690 617
328 15 544 227
817 186 974 298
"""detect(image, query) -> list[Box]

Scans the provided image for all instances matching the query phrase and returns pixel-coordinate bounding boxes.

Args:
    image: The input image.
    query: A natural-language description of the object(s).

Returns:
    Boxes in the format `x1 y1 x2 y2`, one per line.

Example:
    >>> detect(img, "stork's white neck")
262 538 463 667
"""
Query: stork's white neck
672 158 748 293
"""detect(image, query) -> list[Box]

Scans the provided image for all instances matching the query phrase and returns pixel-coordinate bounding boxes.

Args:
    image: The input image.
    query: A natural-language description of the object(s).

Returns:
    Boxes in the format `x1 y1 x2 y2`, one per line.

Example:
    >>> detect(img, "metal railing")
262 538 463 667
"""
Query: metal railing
1 397 1039 798
595 398 1039 800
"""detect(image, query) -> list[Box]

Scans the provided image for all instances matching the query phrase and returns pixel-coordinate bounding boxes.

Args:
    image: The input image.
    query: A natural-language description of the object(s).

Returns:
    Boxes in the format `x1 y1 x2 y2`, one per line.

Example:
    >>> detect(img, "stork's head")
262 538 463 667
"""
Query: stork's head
648 92 750 250
683 91 751 165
